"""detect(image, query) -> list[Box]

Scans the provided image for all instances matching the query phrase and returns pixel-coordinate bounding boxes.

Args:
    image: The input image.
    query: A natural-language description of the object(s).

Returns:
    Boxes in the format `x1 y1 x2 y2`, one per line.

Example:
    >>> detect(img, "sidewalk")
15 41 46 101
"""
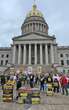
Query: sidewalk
0 91 69 110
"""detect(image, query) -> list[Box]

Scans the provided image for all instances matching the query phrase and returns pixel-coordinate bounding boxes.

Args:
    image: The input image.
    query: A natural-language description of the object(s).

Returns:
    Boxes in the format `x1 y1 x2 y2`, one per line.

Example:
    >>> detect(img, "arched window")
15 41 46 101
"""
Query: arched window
61 60 64 65
60 54 63 57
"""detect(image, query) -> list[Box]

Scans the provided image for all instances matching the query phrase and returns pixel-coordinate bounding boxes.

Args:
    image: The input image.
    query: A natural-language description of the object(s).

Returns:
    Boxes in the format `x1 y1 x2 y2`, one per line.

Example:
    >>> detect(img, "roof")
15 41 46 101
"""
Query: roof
0 47 11 51
12 32 56 41
58 46 69 50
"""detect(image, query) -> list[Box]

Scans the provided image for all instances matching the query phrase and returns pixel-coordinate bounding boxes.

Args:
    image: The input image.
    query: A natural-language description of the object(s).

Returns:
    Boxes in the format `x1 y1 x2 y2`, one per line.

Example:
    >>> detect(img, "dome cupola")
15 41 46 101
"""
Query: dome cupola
21 4 49 35
27 4 43 17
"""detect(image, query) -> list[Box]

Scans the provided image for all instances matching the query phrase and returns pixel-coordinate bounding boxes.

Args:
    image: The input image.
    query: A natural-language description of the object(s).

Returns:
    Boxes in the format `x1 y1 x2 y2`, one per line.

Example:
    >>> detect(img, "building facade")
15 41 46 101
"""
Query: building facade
0 5 69 74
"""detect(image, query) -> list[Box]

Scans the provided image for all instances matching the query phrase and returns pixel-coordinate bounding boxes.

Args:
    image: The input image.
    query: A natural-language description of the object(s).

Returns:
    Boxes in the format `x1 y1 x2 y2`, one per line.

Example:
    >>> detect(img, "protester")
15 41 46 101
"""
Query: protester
16 78 22 99
7 75 10 81
27 74 30 84
46 73 53 84
29 74 34 88
16 78 22 90
53 78 59 93
35 74 39 85
60 74 68 95
40 74 45 91
1 75 6 90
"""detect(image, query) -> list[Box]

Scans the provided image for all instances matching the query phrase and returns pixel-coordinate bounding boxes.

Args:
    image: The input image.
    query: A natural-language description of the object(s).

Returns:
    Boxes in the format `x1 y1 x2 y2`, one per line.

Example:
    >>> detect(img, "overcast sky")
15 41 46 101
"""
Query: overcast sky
0 0 69 47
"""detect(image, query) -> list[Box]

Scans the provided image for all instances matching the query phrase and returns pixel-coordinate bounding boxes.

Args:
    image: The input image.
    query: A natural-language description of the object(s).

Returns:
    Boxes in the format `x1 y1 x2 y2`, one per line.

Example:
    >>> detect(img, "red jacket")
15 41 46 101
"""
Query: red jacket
60 76 68 86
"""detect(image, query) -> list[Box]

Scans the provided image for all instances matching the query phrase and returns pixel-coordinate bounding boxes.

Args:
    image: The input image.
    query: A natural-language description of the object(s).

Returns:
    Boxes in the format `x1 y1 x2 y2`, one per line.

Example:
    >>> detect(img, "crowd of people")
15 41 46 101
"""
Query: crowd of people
0 72 69 96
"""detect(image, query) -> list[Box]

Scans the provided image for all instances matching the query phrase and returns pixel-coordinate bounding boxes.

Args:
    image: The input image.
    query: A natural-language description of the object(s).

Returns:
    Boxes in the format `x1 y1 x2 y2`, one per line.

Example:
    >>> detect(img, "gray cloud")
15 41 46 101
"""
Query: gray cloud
0 0 69 46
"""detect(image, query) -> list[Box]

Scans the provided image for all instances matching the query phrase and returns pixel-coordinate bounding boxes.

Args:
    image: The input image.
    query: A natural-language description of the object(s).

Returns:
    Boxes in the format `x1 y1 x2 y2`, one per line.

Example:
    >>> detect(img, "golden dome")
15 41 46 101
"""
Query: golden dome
27 4 43 17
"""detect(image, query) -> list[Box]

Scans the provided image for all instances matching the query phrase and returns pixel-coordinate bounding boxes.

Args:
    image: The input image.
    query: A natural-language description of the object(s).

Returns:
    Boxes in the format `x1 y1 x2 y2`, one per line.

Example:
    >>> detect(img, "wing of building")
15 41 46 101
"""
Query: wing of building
0 4 69 74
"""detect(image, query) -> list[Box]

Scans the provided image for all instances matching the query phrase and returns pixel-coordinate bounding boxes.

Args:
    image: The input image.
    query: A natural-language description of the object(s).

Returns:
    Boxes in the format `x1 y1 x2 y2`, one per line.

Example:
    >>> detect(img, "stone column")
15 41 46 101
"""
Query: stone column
54 44 58 64
35 44 37 64
45 44 48 65
29 44 31 65
50 44 54 64
12 45 16 64
18 44 21 64
23 44 26 65
40 44 43 65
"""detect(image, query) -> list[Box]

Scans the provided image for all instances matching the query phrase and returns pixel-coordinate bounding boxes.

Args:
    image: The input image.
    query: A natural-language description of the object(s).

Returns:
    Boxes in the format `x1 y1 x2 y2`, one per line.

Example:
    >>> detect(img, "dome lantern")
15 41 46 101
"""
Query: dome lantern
26 4 43 18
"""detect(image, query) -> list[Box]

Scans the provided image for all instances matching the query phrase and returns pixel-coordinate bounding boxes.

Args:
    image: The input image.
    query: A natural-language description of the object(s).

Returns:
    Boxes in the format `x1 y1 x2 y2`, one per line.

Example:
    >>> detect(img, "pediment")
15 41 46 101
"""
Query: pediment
13 33 54 41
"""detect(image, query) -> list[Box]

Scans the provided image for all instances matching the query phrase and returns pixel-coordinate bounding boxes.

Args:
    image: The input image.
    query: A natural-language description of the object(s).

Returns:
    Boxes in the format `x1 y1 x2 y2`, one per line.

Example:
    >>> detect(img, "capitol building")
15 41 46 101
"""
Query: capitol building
0 4 69 75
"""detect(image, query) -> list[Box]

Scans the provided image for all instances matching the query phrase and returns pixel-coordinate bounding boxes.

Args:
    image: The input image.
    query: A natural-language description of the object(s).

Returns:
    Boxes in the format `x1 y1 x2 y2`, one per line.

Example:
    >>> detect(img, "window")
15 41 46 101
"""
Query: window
67 60 69 65
66 54 69 57
63 70 65 73
1 54 4 58
68 70 69 73
1 60 3 65
5 60 8 65
6 54 9 58
60 54 63 57
61 60 64 65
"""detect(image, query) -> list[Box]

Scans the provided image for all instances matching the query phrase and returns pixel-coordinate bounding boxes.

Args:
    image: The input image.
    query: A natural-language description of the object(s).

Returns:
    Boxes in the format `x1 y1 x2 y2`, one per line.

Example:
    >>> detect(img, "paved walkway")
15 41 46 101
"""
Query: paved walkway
0 91 69 110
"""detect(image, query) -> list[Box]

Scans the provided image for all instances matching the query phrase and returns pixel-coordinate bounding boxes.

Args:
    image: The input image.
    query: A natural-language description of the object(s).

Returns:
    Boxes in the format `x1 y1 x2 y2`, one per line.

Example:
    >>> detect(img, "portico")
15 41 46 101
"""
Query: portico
12 42 55 65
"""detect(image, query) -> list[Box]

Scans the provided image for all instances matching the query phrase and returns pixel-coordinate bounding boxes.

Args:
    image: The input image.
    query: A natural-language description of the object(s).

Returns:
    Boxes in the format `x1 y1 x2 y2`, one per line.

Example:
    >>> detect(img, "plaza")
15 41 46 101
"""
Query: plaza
0 89 69 110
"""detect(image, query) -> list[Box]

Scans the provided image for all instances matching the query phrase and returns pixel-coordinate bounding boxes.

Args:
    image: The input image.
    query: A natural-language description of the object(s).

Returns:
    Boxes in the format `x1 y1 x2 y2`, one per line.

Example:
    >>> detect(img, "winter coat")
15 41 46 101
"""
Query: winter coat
60 76 68 86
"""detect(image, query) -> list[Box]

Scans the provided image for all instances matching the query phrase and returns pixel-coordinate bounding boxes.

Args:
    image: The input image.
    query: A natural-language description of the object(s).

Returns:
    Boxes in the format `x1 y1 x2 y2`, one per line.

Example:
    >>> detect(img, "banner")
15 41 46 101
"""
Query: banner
37 66 42 74
27 66 32 74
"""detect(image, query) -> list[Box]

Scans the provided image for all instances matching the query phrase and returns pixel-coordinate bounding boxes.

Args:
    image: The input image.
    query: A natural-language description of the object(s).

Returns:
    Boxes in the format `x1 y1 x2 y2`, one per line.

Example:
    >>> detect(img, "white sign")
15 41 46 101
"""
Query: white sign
27 66 32 74
16 70 20 74
37 66 42 74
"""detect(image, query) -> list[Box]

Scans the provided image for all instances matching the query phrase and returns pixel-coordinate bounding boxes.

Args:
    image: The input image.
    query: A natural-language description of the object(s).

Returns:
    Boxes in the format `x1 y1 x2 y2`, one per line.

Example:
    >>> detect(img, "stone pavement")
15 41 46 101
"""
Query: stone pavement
0 91 69 110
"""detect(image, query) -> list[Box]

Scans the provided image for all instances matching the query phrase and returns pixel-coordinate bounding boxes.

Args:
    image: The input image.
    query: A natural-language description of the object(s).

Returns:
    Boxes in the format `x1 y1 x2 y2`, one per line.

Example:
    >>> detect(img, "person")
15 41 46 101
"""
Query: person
35 74 39 85
16 78 22 99
7 75 10 81
29 74 34 88
1 75 6 90
16 74 19 81
21 74 27 85
27 74 30 84
16 78 22 91
40 75 45 91
60 74 68 95
46 73 53 84
13 74 16 81
53 78 59 93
